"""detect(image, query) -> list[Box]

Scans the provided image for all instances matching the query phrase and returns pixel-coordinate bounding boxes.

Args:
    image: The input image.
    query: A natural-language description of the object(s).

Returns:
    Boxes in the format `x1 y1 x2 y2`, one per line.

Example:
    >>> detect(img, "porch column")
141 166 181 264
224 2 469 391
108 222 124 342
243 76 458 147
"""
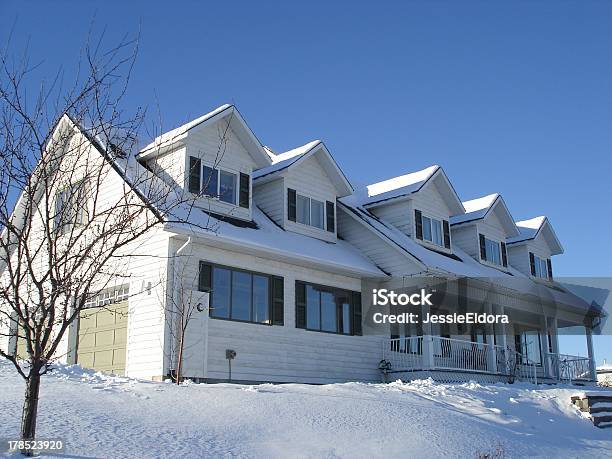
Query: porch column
586 326 597 381
421 303 434 370
541 316 552 378
497 305 507 350
485 303 497 373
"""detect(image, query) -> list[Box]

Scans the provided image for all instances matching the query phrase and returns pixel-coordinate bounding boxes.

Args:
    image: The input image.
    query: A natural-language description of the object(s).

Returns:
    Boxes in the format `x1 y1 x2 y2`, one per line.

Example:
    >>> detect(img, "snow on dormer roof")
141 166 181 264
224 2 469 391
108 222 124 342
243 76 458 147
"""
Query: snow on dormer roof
365 165 439 203
360 165 464 215
253 140 353 197
450 193 499 225
254 140 321 179
507 216 563 254
137 104 270 167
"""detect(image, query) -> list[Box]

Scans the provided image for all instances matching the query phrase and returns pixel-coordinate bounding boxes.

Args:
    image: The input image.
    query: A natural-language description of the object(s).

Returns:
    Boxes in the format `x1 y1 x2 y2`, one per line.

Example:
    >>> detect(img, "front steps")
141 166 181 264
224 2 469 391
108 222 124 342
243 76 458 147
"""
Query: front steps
571 392 612 428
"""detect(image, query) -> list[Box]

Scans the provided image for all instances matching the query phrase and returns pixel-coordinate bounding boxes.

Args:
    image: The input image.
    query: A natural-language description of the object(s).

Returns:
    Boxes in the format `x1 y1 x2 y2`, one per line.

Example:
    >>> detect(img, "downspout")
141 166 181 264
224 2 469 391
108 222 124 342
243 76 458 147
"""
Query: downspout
171 236 191 379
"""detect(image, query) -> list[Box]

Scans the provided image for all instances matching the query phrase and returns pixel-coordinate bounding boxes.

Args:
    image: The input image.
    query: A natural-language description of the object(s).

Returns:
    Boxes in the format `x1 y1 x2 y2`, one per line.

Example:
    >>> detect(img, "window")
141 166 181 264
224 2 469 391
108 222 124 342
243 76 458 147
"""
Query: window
188 156 249 208
219 170 237 204
415 209 451 249
295 193 325 230
202 165 218 197
200 263 283 325
516 330 542 365
533 254 548 279
84 285 129 308
295 281 362 335
420 214 444 247
484 237 501 265
54 181 87 235
297 194 310 225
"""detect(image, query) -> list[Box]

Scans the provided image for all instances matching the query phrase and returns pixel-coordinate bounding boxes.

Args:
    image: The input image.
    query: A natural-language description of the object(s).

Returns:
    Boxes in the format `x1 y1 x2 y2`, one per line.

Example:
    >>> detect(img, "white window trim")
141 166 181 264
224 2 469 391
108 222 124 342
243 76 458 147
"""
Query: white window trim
293 192 327 231
199 162 239 206
532 253 549 280
417 212 448 250
482 236 503 266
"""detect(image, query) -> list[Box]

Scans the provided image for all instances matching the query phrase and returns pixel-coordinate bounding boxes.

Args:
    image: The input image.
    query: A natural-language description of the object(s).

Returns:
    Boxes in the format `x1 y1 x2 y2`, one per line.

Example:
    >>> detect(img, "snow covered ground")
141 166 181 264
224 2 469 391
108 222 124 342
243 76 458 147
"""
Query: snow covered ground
0 359 611 458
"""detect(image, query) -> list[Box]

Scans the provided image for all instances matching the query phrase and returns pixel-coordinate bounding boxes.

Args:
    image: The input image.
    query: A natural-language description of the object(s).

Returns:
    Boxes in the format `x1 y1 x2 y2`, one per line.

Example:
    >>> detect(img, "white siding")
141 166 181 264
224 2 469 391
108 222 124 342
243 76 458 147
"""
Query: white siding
337 208 422 277
369 179 455 254
171 238 382 383
283 155 338 242
507 244 529 276
451 224 478 258
253 178 284 227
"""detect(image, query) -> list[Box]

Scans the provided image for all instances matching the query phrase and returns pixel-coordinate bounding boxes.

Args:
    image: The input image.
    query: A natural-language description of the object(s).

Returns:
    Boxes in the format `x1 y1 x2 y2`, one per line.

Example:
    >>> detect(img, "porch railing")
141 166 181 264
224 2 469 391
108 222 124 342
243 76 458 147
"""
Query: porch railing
544 353 592 383
382 336 593 384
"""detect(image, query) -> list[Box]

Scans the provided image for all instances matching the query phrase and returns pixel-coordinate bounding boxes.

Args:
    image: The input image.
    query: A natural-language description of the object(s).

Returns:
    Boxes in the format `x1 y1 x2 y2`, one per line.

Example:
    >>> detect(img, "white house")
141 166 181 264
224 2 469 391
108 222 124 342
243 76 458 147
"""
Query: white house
1 104 604 385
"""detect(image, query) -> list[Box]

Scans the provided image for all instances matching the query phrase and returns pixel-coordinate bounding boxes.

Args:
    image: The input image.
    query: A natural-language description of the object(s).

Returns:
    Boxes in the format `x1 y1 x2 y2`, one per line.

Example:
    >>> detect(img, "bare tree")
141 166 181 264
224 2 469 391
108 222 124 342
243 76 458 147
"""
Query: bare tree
0 30 211 453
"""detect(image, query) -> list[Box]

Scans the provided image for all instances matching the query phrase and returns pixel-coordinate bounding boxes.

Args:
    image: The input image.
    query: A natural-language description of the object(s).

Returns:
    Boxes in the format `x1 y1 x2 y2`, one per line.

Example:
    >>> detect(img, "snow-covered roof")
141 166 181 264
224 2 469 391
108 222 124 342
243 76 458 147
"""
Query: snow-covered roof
165 206 385 278
338 196 590 311
507 216 563 254
140 104 232 154
450 193 520 237
366 165 439 202
137 105 270 168
254 141 354 197
361 165 465 215
253 140 321 179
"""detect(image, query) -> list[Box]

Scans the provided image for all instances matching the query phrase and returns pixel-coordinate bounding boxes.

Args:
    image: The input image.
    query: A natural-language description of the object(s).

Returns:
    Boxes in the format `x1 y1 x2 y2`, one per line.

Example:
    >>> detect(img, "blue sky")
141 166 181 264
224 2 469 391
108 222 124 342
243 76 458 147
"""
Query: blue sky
1 1 611 363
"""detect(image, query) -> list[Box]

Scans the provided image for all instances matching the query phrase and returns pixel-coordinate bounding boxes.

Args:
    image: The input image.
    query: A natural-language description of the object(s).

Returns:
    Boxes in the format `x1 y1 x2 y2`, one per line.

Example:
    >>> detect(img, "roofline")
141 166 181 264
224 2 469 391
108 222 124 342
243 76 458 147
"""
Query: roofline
506 217 564 253
137 104 234 158
66 113 165 221
136 105 271 168
254 141 354 195
164 222 388 279
450 195 520 237
363 166 465 214
337 201 427 271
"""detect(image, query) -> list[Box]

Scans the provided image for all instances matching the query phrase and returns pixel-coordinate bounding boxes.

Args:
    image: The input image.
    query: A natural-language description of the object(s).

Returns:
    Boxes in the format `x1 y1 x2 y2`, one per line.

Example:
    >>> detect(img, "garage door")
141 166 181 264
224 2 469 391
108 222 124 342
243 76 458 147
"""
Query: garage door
77 302 127 375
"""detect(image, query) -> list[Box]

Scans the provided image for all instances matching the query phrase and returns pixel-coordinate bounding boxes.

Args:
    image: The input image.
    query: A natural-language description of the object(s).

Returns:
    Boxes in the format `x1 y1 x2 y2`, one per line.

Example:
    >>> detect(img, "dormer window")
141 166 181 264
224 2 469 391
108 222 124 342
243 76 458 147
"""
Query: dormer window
530 252 551 280
189 156 250 208
287 188 336 233
478 234 508 267
415 209 451 249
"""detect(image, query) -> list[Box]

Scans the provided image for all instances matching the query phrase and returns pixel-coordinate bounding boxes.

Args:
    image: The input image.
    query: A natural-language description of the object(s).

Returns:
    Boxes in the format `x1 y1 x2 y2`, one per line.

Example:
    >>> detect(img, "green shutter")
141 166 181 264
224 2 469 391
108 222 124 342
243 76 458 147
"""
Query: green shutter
415 209 423 240
288 188 297 222
326 200 335 233
546 259 553 279
239 173 250 208
295 281 306 328
198 262 212 292
352 291 362 336
443 220 451 249
271 276 284 326
479 234 486 261
500 241 508 267
188 156 201 193
529 252 536 275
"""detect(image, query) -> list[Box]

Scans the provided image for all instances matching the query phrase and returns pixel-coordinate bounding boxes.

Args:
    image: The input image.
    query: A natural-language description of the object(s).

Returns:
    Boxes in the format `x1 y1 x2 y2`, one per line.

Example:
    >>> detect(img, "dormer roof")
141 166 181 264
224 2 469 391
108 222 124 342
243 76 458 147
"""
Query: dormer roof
450 193 520 237
137 104 270 168
362 165 465 215
507 216 564 255
253 140 354 197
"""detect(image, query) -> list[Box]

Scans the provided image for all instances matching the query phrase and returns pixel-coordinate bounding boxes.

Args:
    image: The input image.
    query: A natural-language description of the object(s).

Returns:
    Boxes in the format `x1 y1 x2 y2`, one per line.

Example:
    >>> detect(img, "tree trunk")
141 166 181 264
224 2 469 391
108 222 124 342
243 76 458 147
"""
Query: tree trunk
20 368 41 456
175 330 184 385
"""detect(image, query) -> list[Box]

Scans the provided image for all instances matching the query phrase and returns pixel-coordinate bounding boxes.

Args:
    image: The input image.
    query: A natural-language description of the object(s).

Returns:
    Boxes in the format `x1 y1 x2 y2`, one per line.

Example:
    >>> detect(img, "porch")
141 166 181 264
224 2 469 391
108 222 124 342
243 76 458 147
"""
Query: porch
381 336 596 385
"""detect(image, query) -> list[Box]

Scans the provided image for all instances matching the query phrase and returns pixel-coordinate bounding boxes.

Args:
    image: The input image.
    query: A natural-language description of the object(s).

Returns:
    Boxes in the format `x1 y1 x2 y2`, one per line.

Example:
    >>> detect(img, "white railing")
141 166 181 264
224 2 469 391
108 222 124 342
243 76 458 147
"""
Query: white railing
432 337 492 373
383 337 424 372
381 336 540 383
545 353 594 383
